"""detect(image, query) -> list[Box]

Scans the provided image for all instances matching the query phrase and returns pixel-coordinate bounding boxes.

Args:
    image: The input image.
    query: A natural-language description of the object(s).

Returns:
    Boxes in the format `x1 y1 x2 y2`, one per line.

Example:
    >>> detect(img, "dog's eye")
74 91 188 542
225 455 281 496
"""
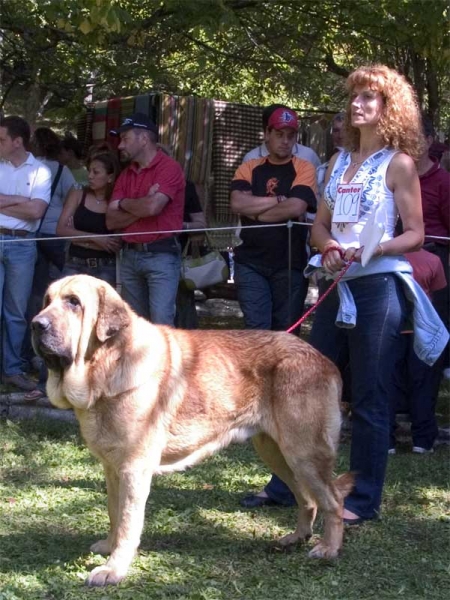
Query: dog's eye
67 295 81 308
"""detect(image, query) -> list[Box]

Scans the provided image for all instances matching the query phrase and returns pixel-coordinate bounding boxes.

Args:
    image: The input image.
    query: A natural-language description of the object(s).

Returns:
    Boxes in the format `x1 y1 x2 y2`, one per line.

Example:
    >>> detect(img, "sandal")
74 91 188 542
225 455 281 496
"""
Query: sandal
24 388 46 401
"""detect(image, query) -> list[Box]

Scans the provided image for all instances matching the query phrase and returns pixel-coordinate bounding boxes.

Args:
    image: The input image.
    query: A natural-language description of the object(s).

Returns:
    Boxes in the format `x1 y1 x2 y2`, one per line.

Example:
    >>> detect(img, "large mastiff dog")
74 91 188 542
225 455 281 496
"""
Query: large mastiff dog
32 275 352 587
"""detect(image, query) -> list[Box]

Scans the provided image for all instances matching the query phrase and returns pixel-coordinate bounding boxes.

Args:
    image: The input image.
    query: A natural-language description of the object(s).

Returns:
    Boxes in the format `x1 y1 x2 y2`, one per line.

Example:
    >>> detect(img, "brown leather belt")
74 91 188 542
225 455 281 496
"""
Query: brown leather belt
123 242 152 252
123 236 179 253
0 228 29 237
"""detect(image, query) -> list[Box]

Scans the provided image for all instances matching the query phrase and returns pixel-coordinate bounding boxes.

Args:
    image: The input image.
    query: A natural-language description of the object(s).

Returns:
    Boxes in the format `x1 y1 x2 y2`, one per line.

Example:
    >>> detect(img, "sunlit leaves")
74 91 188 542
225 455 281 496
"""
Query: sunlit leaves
0 0 448 125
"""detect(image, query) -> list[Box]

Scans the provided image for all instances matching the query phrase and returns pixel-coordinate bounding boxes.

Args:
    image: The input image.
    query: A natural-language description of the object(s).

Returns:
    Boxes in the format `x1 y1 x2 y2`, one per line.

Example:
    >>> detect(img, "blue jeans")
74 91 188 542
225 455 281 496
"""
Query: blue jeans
121 249 181 325
0 234 37 376
309 273 407 520
62 258 116 287
175 281 198 329
235 261 308 506
234 262 308 331
23 235 67 365
390 333 442 450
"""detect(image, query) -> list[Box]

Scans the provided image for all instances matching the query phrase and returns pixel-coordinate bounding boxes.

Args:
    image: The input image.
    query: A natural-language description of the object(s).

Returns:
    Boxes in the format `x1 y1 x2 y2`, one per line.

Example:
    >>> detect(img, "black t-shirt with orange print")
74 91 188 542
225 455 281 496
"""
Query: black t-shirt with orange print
230 157 317 269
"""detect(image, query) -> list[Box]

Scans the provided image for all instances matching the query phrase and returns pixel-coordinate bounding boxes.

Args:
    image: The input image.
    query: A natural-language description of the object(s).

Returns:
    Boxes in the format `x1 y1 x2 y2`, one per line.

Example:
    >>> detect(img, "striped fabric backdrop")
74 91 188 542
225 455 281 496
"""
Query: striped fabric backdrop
159 94 214 185
105 98 121 151
91 100 108 145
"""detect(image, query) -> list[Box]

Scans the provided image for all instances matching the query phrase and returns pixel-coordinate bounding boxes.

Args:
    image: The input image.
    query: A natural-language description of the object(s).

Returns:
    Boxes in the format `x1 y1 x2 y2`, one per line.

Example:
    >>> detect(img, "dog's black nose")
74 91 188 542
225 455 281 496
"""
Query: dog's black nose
31 316 51 332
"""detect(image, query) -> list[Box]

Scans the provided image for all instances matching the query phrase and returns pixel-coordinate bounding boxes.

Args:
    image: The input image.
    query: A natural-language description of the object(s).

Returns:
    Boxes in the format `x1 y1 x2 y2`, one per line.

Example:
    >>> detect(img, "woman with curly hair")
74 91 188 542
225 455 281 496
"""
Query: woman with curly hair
305 64 448 525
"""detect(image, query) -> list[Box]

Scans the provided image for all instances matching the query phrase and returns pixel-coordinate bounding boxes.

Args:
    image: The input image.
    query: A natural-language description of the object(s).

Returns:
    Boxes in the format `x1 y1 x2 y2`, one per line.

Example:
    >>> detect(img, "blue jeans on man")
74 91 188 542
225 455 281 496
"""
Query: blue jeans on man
234 261 308 331
22 234 67 367
121 248 181 325
235 260 308 506
390 332 443 451
0 234 37 377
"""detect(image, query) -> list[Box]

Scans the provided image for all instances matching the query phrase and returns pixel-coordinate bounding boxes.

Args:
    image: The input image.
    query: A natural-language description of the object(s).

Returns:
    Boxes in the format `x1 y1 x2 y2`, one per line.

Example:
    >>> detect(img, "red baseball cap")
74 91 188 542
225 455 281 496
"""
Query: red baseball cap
267 108 299 131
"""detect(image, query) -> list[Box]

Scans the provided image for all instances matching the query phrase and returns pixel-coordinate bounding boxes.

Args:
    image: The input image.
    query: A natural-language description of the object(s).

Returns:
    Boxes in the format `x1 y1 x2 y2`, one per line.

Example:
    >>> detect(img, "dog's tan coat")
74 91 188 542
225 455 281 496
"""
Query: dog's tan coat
32 275 352 587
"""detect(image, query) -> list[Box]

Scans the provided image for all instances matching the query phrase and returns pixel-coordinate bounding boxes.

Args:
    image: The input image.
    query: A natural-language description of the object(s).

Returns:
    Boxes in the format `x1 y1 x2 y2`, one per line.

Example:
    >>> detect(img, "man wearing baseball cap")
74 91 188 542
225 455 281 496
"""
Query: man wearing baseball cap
243 104 320 167
106 113 185 325
230 104 317 509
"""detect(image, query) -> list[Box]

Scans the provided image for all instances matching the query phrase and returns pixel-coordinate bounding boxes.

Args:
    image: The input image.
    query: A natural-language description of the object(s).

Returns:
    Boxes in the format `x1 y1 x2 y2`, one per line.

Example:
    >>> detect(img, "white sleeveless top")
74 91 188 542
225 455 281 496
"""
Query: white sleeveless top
323 148 399 248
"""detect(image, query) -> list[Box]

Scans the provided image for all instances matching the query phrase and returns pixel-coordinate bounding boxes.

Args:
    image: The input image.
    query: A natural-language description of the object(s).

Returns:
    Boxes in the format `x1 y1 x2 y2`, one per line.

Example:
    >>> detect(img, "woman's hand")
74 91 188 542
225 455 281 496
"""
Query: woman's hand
94 236 122 253
321 246 346 274
343 246 364 264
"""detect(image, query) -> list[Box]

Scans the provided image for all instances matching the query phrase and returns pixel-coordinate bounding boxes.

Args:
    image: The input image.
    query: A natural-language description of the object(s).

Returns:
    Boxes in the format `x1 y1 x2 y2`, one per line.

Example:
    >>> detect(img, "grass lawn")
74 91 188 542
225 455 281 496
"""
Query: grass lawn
0 415 449 600
1 306 449 598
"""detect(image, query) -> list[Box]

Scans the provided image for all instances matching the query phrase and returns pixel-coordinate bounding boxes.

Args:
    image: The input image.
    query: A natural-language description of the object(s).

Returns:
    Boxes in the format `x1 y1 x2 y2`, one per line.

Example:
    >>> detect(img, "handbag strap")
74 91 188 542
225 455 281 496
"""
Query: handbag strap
204 231 214 249
182 238 191 258
37 163 64 233
183 227 215 259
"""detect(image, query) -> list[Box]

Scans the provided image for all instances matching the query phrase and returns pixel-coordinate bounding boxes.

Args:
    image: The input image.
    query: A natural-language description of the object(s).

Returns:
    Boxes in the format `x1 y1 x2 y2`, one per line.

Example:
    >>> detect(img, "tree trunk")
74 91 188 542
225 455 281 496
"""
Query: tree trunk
425 59 440 126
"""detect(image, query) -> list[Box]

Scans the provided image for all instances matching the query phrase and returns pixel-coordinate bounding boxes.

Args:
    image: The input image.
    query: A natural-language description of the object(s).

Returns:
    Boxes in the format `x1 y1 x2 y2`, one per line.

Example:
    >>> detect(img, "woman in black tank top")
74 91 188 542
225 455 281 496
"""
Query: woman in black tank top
57 149 121 286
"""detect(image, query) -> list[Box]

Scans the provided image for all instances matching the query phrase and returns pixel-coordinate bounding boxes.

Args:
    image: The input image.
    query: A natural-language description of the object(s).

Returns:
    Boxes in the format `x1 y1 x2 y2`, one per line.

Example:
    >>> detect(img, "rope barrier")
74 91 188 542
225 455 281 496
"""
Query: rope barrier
0 219 448 245
0 221 308 245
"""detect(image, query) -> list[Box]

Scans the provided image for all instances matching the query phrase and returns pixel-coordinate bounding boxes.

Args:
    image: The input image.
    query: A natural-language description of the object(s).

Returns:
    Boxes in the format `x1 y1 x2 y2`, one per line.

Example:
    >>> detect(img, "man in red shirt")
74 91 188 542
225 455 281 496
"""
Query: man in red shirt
107 113 185 324
389 249 447 454
418 116 449 373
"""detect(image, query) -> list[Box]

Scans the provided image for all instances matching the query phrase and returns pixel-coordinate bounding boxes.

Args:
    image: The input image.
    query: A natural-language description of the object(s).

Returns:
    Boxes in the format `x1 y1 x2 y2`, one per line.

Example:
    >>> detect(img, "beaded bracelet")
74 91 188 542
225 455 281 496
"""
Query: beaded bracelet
321 245 345 265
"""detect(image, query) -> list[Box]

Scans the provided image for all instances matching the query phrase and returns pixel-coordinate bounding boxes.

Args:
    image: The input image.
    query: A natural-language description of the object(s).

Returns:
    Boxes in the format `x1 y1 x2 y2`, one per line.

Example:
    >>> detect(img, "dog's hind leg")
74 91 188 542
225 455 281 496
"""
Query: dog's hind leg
252 433 317 544
271 361 349 558
306 470 353 560
279 449 348 559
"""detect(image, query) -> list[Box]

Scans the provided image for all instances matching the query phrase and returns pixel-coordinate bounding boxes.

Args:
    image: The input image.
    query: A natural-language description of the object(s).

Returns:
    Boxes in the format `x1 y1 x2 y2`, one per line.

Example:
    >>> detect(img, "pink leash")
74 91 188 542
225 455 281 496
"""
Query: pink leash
286 257 355 333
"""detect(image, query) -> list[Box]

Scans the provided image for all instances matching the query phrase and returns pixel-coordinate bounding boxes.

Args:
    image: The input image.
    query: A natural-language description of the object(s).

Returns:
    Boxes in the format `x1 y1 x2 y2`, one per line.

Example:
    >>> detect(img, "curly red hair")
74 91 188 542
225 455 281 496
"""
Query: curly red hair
343 64 425 160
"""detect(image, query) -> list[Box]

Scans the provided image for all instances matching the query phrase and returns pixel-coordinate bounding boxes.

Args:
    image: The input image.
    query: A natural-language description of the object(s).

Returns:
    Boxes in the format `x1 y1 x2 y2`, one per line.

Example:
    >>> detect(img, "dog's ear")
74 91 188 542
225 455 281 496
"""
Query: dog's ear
96 284 130 342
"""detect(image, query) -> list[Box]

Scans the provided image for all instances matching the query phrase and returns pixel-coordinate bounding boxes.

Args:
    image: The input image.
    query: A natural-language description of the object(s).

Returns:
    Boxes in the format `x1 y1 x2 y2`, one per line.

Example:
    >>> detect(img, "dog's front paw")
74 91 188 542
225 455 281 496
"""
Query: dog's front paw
308 541 339 559
86 564 126 587
90 539 112 556
278 530 311 547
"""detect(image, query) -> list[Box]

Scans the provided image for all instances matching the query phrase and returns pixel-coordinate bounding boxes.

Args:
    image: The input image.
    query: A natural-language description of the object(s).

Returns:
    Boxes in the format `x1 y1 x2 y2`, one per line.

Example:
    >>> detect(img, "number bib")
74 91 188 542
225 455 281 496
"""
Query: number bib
332 182 363 223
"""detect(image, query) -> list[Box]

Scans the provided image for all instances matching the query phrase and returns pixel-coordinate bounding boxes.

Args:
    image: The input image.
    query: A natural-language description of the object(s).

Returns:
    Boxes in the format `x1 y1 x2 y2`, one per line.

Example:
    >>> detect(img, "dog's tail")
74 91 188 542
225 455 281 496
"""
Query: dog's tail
335 472 355 499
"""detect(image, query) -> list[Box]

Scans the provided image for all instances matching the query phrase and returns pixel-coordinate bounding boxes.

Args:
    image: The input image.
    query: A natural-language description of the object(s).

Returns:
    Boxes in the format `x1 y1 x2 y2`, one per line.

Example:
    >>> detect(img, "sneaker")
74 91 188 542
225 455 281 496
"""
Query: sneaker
3 373 37 392
412 446 434 454
388 448 396 455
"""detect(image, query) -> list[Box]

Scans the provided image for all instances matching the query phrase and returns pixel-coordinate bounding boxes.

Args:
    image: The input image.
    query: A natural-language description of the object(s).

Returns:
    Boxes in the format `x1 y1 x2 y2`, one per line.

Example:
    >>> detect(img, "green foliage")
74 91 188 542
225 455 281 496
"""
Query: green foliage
0 0 449 127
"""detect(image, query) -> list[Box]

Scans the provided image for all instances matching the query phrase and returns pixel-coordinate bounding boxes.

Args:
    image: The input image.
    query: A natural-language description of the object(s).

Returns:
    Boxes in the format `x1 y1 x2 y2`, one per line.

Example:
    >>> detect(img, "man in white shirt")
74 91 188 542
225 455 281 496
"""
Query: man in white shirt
316 112 345 199
0 115 51 391
243 104 321 168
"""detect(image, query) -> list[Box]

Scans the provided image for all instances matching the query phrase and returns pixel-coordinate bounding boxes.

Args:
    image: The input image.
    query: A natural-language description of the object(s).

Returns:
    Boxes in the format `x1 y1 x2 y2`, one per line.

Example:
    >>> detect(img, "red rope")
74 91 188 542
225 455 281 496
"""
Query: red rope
286 257 355 333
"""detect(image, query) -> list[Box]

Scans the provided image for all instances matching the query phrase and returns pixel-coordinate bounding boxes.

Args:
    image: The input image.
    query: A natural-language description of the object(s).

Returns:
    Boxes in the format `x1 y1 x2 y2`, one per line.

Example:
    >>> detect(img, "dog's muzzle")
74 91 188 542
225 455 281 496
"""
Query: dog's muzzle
31 314 73 369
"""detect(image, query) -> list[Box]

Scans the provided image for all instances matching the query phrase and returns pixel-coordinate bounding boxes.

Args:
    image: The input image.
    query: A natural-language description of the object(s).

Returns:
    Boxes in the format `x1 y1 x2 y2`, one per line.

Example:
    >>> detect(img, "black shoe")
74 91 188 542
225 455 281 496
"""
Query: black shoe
239 494 278 508
3 373 37 391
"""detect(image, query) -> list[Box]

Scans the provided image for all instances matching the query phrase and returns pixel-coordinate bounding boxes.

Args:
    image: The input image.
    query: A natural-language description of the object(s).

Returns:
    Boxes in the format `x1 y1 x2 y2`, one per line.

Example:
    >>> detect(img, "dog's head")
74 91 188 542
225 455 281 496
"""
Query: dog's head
31 275 130 372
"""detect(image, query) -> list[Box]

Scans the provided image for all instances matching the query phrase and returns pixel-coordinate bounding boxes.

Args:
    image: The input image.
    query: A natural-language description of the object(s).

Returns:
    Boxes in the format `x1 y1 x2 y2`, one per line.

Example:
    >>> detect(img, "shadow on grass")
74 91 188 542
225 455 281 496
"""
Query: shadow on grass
0 531 95 571
2 510 447 600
